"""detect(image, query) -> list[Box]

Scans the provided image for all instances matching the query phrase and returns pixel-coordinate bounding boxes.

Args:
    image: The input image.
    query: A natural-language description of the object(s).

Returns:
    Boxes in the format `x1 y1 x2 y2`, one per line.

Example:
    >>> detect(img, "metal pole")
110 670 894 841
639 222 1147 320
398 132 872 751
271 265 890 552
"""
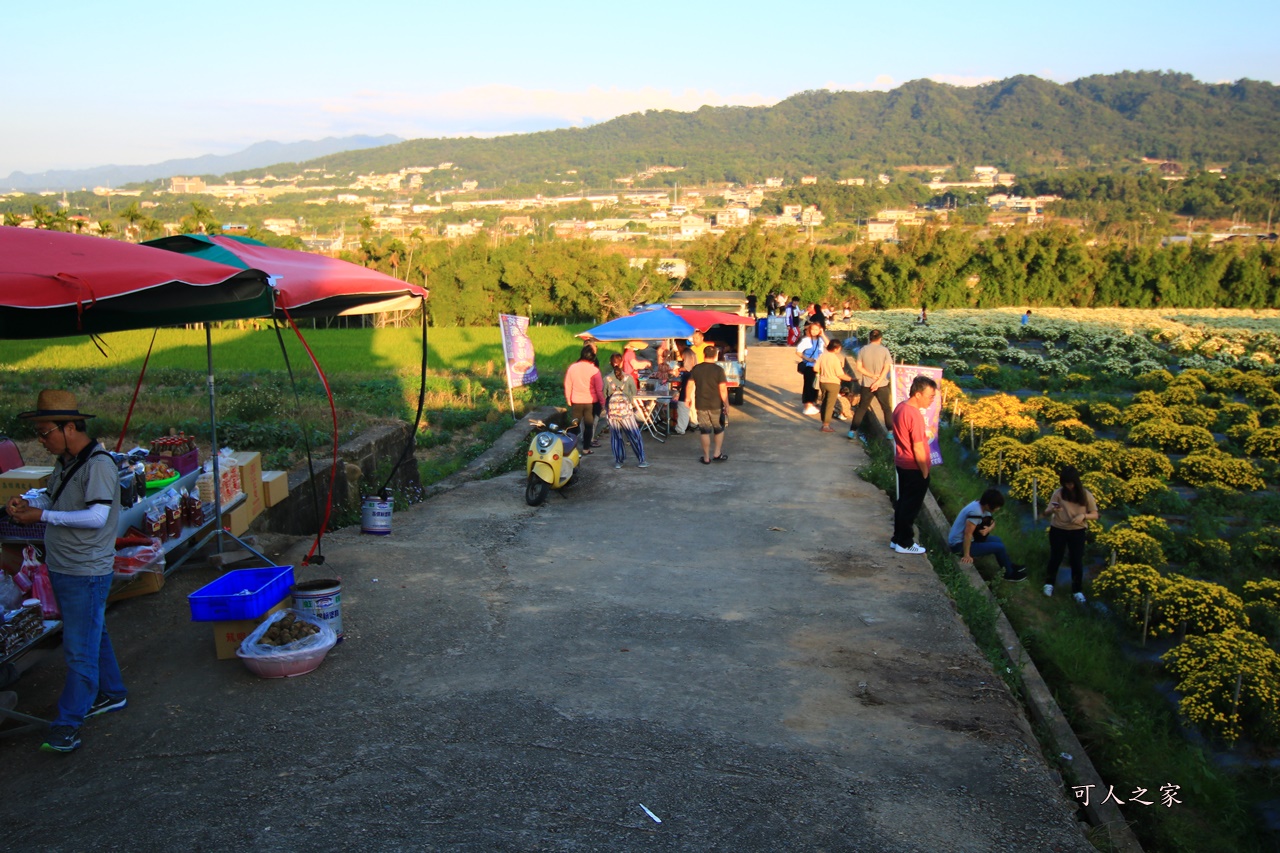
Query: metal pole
1032 477 1038 528
206 323 224 556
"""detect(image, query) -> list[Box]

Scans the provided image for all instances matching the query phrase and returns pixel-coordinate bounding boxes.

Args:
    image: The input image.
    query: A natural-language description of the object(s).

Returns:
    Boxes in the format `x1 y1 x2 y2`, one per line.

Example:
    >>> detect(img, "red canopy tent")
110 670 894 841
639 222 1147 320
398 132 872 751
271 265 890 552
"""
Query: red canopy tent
0 227 273 338
666 307 755 332
144 234 431 563
143 234 428 317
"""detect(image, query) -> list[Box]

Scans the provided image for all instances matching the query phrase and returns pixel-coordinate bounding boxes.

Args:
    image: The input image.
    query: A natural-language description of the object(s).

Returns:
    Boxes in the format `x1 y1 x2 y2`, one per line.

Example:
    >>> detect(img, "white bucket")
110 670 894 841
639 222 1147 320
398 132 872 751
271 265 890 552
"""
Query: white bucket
291 578 343 640
361 496 393 535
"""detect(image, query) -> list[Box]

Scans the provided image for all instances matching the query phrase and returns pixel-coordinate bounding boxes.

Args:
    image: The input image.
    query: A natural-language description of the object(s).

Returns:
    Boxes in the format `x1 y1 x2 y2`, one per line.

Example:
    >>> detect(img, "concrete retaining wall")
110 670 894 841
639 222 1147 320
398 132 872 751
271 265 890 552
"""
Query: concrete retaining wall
250 423 422 536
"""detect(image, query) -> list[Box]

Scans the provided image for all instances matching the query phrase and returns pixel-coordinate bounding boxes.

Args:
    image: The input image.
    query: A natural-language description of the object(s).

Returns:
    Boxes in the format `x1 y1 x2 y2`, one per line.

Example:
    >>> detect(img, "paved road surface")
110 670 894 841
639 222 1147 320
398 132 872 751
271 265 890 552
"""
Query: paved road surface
0 345 1090 852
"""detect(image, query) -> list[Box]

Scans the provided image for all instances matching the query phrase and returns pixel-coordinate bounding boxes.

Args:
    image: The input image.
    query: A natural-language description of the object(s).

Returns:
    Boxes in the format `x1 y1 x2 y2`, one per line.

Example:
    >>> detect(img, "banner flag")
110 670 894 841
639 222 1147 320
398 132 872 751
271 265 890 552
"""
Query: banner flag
890 364 944 466
499 314 539 388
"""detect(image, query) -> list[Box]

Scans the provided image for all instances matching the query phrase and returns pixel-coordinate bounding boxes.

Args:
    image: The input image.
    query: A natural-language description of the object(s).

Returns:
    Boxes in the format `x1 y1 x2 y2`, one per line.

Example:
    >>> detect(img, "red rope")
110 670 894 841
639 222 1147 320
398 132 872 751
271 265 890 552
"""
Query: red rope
117 329 158 451
279 306 339 565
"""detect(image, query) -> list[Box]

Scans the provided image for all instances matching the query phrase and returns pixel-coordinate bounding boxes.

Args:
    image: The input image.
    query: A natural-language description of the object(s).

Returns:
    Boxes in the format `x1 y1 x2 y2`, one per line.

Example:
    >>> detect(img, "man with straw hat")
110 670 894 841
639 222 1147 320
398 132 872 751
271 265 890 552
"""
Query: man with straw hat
7 390 126 753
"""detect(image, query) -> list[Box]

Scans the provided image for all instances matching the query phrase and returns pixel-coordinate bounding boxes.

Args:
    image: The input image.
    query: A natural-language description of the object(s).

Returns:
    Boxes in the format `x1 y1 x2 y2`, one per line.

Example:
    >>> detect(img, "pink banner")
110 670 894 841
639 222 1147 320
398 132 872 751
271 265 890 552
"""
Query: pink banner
891 364 944 466
499 314 539 388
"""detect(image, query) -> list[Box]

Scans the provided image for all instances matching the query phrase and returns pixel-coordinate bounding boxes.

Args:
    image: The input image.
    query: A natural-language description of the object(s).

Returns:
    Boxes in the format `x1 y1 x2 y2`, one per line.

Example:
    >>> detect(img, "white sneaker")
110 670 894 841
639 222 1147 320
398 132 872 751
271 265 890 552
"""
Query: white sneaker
1043 584 1054 597
637 461 649 468
1073 592 1086 604
614 462 622 469
803 405 820 415
891 542 926 555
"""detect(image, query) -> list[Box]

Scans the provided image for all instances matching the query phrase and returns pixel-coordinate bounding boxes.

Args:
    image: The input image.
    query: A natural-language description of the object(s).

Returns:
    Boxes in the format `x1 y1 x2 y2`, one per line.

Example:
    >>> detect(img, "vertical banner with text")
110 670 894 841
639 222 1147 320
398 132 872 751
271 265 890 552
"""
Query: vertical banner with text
499 314 538 418
890 364 944 467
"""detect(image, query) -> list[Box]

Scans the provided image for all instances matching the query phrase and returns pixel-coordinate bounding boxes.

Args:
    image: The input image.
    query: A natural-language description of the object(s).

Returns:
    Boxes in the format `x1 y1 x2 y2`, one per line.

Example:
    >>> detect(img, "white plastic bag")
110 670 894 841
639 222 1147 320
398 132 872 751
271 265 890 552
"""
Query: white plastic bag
236 609 337 660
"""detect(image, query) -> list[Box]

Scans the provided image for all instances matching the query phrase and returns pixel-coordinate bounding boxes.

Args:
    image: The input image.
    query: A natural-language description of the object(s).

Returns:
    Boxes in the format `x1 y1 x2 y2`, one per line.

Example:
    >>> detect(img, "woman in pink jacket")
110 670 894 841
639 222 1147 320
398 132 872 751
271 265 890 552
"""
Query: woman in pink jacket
564 345 604 453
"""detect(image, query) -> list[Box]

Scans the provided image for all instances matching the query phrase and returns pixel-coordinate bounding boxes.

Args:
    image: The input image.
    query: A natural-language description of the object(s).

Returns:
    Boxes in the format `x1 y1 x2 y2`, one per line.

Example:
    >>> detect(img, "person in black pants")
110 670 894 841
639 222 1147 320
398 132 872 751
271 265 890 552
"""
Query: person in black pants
794 323 827 415
1042 466 1100 603
889 375 937 555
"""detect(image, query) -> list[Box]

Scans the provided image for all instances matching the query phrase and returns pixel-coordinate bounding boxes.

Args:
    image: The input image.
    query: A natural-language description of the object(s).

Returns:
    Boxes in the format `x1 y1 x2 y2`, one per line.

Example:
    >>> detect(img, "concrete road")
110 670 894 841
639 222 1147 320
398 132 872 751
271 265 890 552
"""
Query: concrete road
0 346 1090 852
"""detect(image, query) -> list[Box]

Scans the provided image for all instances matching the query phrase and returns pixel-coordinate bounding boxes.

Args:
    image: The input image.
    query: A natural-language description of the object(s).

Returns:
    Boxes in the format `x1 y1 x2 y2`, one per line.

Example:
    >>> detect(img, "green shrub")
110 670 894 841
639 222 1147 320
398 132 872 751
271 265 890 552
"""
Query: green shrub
1162 385 1202 406
1215 402 1260 432
1170 404 1217 430
1124 477 1172 507
1129 420 1217 454
1261 404 1280 428
1121 402 1173 426
1232 528 1280 574
1027 436 1087 471
1136 369 1173 390
975 435 1032 481
1009 465 1056 504
1052 418 1095 442
1081 470 1126 509
1243 427 1280 463
1085 401 1123 427
1025 396 1078 422
1112 446 1175 481
1079 439 1127 474
1177 450 1266 491
1097 527 1167 566
1133 389 1163 405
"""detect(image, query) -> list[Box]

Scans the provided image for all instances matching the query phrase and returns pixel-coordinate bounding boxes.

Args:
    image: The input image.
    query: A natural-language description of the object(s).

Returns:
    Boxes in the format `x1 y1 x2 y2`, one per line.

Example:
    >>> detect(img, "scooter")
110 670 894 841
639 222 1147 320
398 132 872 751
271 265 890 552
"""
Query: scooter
525 419 581 506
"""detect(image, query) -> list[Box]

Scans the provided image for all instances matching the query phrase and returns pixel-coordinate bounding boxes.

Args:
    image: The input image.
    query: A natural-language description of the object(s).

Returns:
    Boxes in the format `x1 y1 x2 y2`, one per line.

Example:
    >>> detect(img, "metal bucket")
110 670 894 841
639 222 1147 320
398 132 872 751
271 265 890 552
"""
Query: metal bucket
361 495 393 535
291 578 343 640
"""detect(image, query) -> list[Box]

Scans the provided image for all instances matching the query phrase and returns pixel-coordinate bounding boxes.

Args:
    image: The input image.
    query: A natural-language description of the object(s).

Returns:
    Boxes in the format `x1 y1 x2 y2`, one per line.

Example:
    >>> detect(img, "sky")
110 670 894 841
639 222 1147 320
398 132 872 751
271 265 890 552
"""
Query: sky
4 0 1276 176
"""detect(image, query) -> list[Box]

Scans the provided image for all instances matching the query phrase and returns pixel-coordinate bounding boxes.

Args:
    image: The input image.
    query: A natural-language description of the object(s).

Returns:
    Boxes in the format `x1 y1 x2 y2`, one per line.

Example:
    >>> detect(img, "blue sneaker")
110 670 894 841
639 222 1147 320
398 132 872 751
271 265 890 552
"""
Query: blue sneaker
41 726 81 753
846 430 856 439
87 693 127 718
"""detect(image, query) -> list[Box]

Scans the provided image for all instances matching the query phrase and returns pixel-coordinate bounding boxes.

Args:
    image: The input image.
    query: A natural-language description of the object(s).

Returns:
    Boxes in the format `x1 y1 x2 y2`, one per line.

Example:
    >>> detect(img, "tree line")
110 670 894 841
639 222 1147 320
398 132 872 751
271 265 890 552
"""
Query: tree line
351 224 1278 326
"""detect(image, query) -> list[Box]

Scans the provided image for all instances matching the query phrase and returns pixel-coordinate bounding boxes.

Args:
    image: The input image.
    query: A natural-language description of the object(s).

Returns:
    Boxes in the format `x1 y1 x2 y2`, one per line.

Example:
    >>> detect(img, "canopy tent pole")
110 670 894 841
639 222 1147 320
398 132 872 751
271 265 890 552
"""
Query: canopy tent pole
166 322 271 572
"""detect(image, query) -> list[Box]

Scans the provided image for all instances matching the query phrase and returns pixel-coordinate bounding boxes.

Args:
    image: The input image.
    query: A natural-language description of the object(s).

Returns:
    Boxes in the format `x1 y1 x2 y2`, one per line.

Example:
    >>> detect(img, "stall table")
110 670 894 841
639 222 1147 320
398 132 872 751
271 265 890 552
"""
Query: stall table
633 393 673 442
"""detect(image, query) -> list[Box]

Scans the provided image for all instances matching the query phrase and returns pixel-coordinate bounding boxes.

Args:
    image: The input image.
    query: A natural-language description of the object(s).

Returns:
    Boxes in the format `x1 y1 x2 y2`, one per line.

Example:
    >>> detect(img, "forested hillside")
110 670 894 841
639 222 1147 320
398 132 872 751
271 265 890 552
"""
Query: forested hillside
248 72 1280 187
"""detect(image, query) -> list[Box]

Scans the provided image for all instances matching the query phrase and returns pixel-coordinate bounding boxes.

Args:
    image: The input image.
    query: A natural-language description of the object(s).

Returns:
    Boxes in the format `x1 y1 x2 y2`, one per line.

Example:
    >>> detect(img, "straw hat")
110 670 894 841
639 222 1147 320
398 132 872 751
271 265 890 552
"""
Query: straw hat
18 389 96 422
626 340 649 350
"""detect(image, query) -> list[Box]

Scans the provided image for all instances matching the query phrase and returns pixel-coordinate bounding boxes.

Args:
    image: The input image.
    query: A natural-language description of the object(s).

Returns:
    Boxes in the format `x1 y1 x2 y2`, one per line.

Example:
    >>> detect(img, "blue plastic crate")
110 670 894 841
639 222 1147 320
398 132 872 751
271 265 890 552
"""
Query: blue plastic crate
187 566 295 622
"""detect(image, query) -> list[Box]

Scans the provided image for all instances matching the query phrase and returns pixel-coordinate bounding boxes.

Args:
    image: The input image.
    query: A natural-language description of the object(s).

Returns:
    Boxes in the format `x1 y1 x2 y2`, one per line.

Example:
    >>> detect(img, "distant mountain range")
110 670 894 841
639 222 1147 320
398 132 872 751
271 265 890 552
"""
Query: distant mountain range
287 72 1280 187
0 135 403 192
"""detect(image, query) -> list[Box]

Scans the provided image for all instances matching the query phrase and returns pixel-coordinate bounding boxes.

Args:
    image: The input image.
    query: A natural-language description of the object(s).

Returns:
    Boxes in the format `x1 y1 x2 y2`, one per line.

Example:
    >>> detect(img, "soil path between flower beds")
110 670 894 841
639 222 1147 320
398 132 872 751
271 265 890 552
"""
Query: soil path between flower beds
0 346 1091 852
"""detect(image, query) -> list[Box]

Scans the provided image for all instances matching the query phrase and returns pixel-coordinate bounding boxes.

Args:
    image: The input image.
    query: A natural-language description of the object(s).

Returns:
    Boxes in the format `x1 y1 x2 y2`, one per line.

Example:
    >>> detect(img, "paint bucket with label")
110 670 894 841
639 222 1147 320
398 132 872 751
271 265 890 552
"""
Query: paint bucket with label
361 494 393 535
291 578 343 640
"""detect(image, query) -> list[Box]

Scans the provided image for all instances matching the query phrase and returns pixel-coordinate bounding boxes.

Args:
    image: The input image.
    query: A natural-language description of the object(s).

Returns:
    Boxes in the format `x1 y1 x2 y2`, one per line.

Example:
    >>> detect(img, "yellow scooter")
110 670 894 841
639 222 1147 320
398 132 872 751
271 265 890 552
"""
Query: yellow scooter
525 418 581 506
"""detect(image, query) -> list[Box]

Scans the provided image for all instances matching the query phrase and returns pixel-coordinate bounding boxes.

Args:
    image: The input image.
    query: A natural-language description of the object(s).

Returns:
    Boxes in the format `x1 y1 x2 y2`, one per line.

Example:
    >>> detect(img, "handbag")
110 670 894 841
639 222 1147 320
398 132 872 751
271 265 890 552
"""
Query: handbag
796 362 807 375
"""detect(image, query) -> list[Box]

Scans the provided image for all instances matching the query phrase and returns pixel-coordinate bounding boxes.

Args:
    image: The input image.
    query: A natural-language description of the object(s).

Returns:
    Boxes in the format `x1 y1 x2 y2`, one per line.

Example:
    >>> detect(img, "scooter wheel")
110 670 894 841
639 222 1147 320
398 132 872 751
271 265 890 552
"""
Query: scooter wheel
525 474 550 506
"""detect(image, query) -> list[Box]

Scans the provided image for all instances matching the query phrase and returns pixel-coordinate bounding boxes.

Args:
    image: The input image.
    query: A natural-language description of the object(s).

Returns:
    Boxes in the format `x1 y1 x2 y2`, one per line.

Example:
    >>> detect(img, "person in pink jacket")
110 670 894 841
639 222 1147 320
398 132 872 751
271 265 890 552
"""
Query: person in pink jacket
564 345 604 453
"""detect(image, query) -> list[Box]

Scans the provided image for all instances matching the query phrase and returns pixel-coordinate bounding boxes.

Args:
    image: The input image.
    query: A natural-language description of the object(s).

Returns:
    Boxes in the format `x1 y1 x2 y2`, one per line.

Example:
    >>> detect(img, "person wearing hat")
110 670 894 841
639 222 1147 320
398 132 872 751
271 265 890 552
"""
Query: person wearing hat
7 390 126 753
622 340 652 388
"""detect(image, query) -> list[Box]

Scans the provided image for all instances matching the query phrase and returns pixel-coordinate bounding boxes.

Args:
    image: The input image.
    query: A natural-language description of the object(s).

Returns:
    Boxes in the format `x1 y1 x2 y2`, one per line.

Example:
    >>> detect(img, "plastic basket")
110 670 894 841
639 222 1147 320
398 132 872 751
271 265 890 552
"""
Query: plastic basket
187 565 296 622
147 448 200 476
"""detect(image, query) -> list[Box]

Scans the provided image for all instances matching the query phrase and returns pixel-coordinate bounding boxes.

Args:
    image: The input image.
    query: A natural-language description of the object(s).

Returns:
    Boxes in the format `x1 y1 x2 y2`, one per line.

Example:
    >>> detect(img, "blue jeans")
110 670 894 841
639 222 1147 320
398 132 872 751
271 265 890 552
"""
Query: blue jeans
950 536 1012 573
48 572 126 729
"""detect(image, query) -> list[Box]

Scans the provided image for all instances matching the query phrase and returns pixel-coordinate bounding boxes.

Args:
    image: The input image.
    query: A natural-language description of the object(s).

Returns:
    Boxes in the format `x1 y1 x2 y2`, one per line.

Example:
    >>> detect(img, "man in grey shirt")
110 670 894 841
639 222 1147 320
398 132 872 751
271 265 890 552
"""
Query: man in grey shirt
8 390 126 753
850 329 894 438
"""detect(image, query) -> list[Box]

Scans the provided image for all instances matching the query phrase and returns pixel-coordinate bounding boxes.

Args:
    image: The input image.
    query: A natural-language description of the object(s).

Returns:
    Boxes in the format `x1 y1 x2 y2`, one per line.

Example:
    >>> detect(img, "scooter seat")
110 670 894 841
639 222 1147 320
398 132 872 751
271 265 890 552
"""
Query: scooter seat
559 431 579 454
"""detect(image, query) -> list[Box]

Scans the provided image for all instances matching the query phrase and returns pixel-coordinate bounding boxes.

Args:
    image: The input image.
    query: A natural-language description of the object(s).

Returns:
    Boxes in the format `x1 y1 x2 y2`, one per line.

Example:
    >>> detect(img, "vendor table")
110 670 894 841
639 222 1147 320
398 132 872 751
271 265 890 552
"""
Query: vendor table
0 469 265 738
633 394 673 442
0 618 61 737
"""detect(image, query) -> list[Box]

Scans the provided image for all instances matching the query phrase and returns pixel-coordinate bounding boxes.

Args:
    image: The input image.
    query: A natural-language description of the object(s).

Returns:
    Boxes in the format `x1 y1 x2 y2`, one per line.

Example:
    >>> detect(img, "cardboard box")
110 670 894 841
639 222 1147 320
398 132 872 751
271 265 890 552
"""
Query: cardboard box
108 568 165 603
0 466 54 502
221 501 252 537
231 451 264 519
261 470 289 508
211 596 291 659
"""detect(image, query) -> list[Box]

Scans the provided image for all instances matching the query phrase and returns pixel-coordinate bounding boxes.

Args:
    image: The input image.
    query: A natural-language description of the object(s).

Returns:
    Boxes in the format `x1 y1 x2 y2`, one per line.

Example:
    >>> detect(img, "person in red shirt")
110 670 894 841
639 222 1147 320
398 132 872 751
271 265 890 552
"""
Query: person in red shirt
890 375 938 555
